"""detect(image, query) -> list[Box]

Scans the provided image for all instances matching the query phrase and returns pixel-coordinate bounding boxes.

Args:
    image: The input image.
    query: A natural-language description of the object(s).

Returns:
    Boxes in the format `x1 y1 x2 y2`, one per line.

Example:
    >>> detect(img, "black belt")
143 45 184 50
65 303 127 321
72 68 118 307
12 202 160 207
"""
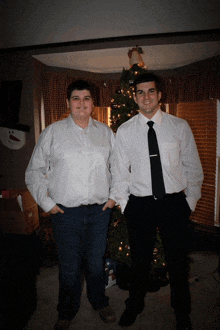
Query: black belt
130 191 184 201
80 203 99 208
153 191 184 200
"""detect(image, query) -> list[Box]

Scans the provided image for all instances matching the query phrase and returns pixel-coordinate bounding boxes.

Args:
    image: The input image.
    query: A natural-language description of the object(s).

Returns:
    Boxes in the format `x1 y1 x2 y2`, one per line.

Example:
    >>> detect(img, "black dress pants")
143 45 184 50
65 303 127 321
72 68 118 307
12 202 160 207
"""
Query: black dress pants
124 192 192 316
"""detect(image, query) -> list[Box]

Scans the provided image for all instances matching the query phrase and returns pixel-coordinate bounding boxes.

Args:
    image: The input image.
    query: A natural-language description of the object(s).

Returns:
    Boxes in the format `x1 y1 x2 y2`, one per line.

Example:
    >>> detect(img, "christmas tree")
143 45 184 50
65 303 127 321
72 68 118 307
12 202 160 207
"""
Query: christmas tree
107 47 168 290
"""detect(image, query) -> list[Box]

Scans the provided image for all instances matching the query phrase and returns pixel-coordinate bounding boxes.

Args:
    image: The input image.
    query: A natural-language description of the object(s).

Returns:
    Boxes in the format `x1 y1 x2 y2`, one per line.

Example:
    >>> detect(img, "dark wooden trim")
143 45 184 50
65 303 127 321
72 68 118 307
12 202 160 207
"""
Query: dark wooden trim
0 28 220 55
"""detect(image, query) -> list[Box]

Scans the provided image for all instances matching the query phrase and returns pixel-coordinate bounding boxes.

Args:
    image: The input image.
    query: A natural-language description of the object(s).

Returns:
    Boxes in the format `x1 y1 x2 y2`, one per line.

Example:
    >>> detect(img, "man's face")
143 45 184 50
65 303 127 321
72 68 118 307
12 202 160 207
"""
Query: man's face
66 89 93 122
133 81 161 119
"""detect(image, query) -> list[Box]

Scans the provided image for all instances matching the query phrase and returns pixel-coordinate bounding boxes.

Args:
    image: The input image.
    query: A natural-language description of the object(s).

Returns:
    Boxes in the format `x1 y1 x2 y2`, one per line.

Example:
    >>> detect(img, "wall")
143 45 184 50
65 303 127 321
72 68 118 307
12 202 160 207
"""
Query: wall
216 101 220 226
0 52 39 190
0 0 219 49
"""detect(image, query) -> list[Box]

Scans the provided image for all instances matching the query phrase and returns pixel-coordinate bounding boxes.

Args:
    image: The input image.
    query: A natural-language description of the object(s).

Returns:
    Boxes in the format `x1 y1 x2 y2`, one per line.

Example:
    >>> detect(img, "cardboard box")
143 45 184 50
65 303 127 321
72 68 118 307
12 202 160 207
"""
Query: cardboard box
0 189 39 235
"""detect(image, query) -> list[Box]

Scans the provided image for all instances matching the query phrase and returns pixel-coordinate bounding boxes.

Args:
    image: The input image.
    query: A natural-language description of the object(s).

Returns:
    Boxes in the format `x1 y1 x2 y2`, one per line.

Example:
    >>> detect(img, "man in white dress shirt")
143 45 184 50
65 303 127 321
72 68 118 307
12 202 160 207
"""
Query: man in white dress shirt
25 80 116 330
114 73 203 330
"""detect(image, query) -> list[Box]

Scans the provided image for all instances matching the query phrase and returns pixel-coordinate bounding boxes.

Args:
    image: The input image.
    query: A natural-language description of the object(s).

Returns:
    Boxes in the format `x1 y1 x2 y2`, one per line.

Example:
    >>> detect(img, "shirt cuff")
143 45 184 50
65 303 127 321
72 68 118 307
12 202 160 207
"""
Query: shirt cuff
186 196 197 212
40 197 56 213
119 199 128 214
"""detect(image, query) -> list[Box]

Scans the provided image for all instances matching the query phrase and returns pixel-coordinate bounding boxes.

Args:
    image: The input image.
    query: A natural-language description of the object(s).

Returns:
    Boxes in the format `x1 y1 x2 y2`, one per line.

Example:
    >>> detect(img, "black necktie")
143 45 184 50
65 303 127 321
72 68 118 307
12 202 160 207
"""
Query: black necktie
147 121 166 199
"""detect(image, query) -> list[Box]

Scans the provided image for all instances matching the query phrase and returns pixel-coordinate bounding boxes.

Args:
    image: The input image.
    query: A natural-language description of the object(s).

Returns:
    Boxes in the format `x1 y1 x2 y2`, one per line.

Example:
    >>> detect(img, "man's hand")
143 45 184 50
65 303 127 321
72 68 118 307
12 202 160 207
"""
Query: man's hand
49 205 64 214
102 199 116 211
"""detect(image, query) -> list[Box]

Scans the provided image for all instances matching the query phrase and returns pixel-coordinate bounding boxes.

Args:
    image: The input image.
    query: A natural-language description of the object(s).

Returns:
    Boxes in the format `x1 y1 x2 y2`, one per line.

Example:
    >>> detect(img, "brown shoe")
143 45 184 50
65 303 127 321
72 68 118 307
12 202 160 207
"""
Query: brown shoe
54 319 71 330
99 305 116 323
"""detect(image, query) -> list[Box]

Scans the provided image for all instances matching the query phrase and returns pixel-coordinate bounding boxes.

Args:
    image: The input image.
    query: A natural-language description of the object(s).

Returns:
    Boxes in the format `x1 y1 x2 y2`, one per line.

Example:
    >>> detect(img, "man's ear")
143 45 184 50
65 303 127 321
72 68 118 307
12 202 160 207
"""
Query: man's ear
133 93 138 104
158 91 162 102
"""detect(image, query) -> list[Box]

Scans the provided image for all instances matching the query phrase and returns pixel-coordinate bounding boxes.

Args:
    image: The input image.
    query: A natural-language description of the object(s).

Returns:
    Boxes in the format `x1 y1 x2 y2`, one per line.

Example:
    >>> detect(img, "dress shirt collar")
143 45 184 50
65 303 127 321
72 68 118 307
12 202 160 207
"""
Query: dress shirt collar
138 109 163 127
67 114 97 129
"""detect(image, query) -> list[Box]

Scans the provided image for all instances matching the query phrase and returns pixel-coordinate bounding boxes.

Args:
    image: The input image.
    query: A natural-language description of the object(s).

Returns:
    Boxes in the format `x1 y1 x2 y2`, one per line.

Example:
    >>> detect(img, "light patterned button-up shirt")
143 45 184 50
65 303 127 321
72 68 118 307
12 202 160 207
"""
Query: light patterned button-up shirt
25 115 116 213
112 109 203 212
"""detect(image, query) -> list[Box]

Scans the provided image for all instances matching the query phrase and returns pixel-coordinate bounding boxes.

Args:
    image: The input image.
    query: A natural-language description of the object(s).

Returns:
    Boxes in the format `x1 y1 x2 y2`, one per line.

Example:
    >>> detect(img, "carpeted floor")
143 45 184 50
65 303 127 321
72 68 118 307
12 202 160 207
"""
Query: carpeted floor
25 250 220 330
0 227 219 330
24 225 220 330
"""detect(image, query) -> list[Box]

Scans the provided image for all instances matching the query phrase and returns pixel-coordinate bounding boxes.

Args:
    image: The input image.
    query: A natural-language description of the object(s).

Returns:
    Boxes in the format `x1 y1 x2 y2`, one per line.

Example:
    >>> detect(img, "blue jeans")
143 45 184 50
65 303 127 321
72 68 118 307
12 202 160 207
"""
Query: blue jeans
51 203 111 320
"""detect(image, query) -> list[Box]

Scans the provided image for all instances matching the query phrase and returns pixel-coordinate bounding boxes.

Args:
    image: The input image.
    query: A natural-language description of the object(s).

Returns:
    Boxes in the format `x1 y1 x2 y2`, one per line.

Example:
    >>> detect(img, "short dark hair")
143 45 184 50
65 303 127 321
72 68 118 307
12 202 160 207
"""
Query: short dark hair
67 79 93 100
133 72 162 94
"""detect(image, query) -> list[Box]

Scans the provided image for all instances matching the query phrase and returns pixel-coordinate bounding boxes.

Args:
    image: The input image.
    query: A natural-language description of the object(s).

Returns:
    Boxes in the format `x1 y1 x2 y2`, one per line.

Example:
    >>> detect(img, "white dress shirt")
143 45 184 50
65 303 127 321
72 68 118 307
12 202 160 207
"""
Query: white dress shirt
25 115 116 213
112 109 203 212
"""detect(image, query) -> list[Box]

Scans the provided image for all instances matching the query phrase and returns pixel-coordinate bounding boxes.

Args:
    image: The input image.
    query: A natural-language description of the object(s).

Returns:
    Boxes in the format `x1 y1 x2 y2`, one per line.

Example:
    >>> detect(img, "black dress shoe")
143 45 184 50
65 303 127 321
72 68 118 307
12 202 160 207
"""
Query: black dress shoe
176 325 192 330
118 307 138 327
54 318 71 330
176 315 192 330
118 305 144 327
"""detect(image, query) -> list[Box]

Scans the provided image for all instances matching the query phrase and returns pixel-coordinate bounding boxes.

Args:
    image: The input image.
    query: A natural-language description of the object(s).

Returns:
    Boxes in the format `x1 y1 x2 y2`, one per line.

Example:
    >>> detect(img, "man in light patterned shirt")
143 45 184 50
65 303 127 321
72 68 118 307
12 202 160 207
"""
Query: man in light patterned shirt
25 80 116 330
113 72 203 330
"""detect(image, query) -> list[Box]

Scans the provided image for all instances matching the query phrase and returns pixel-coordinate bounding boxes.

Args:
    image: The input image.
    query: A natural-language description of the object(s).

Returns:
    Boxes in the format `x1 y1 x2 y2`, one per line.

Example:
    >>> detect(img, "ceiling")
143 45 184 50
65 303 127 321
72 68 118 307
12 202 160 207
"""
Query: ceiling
33 40 220 73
